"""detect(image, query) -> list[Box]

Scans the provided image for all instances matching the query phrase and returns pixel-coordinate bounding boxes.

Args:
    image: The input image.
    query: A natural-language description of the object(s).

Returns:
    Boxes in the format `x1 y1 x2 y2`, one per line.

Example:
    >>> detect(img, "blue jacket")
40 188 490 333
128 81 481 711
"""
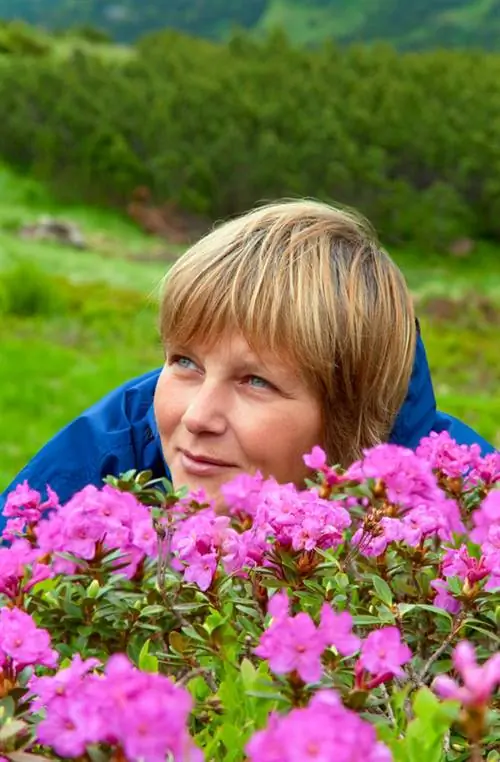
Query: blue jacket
0 333 494 529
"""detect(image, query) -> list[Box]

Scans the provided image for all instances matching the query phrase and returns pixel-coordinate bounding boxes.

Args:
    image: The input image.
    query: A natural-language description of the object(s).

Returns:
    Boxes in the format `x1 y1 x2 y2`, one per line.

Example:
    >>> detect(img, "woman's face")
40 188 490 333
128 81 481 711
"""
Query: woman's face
154 332 323 511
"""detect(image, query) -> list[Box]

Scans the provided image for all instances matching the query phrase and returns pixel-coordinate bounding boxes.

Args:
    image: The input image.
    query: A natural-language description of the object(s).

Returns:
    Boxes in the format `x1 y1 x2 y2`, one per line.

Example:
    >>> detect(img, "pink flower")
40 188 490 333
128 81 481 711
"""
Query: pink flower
471 489 500 545
348 444 465 553
171 508 234 591
303 446 327 471
442 545 490 585
183 552 218 590
303 446 349 488
466 452 500 488
357 627 411 686
220 472 265 517
1 517 27 542
246 690 391 762
36 688 104 757
431 579 461 615
223 474 351 566
132 518 158 556
33 653 201 761
347 444 441 510
0 539 52 600
255 608 326 683
0 607 58 670
4 481 59 523
29 654 100 711
416 431 481 479
318 605 361 657
433 641 500 708
255 593 360 683
34 484 156 577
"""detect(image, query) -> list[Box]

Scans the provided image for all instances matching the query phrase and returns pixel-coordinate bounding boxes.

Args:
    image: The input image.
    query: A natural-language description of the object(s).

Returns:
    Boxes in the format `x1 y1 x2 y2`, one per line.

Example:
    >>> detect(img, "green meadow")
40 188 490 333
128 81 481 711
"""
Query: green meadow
0 163 498 491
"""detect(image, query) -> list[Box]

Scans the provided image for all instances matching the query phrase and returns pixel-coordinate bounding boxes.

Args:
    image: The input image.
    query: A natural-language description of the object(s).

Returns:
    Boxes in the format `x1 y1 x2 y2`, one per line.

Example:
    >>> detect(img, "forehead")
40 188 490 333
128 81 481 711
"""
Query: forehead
169 331 301 376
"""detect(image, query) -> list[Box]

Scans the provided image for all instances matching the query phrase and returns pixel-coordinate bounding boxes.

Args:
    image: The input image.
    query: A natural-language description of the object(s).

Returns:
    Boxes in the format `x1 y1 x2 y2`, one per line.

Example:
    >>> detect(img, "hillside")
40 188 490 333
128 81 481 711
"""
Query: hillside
1 0 500 49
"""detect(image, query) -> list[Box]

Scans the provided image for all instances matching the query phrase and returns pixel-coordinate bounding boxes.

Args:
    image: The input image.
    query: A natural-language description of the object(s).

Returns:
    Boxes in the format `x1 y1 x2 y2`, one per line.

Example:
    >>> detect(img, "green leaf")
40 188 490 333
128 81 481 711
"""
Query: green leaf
86 579 100 599
335 572 350 590
240 658 257 689
169 631 190 654
372 575 393 607
464 620 500 644
412 687 441 723
203 610 226 636
400 603 453 624
138 639 159 673
139 605 167 617
0 696 15 720
0 718 27 742
352 614 381 625
9 753 52 762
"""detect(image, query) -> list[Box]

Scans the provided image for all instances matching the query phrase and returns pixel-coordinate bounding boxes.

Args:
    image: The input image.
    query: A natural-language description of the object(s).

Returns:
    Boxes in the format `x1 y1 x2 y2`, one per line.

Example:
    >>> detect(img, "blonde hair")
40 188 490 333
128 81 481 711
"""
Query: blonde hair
159 199 416 467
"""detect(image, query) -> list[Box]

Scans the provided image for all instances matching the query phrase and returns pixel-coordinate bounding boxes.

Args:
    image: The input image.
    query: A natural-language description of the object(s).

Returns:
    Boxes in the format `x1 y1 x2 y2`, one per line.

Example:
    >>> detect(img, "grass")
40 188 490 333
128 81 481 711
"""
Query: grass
0 163 498 491
257 0 368 46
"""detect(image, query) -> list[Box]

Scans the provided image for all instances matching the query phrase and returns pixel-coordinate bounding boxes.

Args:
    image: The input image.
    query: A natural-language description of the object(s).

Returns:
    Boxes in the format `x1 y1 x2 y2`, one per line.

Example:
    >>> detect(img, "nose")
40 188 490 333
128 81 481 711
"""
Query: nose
181 380 228 436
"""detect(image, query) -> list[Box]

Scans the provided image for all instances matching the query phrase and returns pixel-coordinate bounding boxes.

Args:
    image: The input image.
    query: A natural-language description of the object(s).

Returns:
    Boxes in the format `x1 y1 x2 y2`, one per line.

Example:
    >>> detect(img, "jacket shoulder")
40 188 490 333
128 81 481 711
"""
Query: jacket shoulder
0 369 162 515
432 411 495 454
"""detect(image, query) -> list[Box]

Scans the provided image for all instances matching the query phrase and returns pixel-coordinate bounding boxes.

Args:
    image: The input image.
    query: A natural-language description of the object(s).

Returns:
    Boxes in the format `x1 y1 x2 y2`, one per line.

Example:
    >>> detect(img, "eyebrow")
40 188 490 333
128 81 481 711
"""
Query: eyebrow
231 358 270 375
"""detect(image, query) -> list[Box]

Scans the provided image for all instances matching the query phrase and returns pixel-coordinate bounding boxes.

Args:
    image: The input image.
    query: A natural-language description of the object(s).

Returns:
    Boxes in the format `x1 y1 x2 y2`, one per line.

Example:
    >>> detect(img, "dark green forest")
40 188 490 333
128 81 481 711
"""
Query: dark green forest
2 0 500 49
1 25 500 250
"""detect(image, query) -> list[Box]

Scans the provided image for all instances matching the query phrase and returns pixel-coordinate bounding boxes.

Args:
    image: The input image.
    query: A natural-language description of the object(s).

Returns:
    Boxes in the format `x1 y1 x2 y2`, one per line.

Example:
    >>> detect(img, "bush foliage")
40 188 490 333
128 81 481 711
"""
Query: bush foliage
1 435 500 760
1 31 500 248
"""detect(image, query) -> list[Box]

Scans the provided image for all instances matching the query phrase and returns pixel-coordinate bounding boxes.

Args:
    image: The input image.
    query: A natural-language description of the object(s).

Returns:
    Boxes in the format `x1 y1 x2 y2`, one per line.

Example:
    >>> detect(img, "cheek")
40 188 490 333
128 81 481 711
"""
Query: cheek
243 402 323 482
154 370 185 438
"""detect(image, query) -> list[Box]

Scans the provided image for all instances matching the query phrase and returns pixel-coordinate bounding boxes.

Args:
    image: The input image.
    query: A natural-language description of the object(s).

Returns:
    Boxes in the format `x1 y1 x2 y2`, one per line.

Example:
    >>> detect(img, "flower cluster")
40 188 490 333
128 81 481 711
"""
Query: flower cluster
2 481 59 541
170 475 352 588
255 591 360 683
355 627 412 690
433 641 500 709
0 607 57 688
0 538 52 601
170 508 236 591
223 475 351 572
34 484 157 576
31 653 201 762
0 436 499 762
346 442 464 555
415 431 482 480
466 451 500 488
247 690 391 762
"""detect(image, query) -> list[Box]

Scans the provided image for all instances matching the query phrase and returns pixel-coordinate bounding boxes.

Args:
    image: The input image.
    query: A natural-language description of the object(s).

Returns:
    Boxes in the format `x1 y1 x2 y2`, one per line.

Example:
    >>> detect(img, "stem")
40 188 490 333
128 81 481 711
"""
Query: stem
178 666 218 692
470 742 482 762
380 683 397 728
417 611 466 683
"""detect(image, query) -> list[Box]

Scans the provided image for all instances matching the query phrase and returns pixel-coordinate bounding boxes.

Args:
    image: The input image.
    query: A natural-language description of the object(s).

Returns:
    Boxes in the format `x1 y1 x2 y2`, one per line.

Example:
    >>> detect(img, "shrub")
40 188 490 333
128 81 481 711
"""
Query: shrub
1 33 500 248
0 261 69 317
0 433 499 760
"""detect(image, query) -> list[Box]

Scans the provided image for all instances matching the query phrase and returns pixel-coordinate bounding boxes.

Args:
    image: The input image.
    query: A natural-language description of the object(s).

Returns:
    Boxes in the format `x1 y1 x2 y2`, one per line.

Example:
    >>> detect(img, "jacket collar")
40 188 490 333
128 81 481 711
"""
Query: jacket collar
389 329 437 449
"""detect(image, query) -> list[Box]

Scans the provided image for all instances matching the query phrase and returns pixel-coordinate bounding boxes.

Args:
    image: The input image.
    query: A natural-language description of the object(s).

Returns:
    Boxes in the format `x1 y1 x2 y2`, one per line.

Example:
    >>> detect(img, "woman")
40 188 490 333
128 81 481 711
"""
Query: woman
0 200 493 521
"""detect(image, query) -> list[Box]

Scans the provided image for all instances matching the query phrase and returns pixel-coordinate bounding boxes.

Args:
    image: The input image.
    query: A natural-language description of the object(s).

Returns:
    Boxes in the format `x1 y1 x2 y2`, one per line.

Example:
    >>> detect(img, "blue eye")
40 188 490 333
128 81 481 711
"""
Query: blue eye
247 375 271 389
170 355 197 370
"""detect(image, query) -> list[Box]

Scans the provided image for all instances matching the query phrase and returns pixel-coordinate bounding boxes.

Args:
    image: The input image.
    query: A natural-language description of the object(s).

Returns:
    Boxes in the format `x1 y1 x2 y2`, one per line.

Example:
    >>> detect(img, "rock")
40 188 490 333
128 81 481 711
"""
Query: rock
126 186 209 244
448 238 475 257
19 216 87 249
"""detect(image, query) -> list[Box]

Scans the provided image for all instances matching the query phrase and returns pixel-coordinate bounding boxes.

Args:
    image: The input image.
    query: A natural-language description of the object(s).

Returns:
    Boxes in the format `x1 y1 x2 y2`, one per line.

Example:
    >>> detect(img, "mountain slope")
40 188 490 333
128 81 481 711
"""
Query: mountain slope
1 0 500 49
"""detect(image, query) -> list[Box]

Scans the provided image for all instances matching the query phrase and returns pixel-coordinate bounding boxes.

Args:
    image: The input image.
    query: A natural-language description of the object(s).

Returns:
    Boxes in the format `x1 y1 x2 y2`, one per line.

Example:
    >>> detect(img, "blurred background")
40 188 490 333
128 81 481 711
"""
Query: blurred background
0 0 499 490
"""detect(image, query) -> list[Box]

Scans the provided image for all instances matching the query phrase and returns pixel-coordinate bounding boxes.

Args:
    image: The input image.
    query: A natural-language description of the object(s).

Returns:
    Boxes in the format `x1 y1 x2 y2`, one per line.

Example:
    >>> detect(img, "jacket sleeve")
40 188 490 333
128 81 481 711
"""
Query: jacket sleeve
432 411 496 454
0 370 161 527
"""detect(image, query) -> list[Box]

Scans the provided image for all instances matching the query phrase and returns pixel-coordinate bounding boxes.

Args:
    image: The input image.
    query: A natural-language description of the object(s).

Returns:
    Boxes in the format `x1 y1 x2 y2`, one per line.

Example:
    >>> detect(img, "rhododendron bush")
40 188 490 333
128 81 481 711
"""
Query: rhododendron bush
1 433 500 762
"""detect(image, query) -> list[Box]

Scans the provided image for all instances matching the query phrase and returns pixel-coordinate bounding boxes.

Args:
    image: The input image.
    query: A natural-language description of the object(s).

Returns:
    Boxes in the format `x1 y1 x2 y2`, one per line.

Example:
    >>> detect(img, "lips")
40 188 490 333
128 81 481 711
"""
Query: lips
178 448 236 477
180 449 235 467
